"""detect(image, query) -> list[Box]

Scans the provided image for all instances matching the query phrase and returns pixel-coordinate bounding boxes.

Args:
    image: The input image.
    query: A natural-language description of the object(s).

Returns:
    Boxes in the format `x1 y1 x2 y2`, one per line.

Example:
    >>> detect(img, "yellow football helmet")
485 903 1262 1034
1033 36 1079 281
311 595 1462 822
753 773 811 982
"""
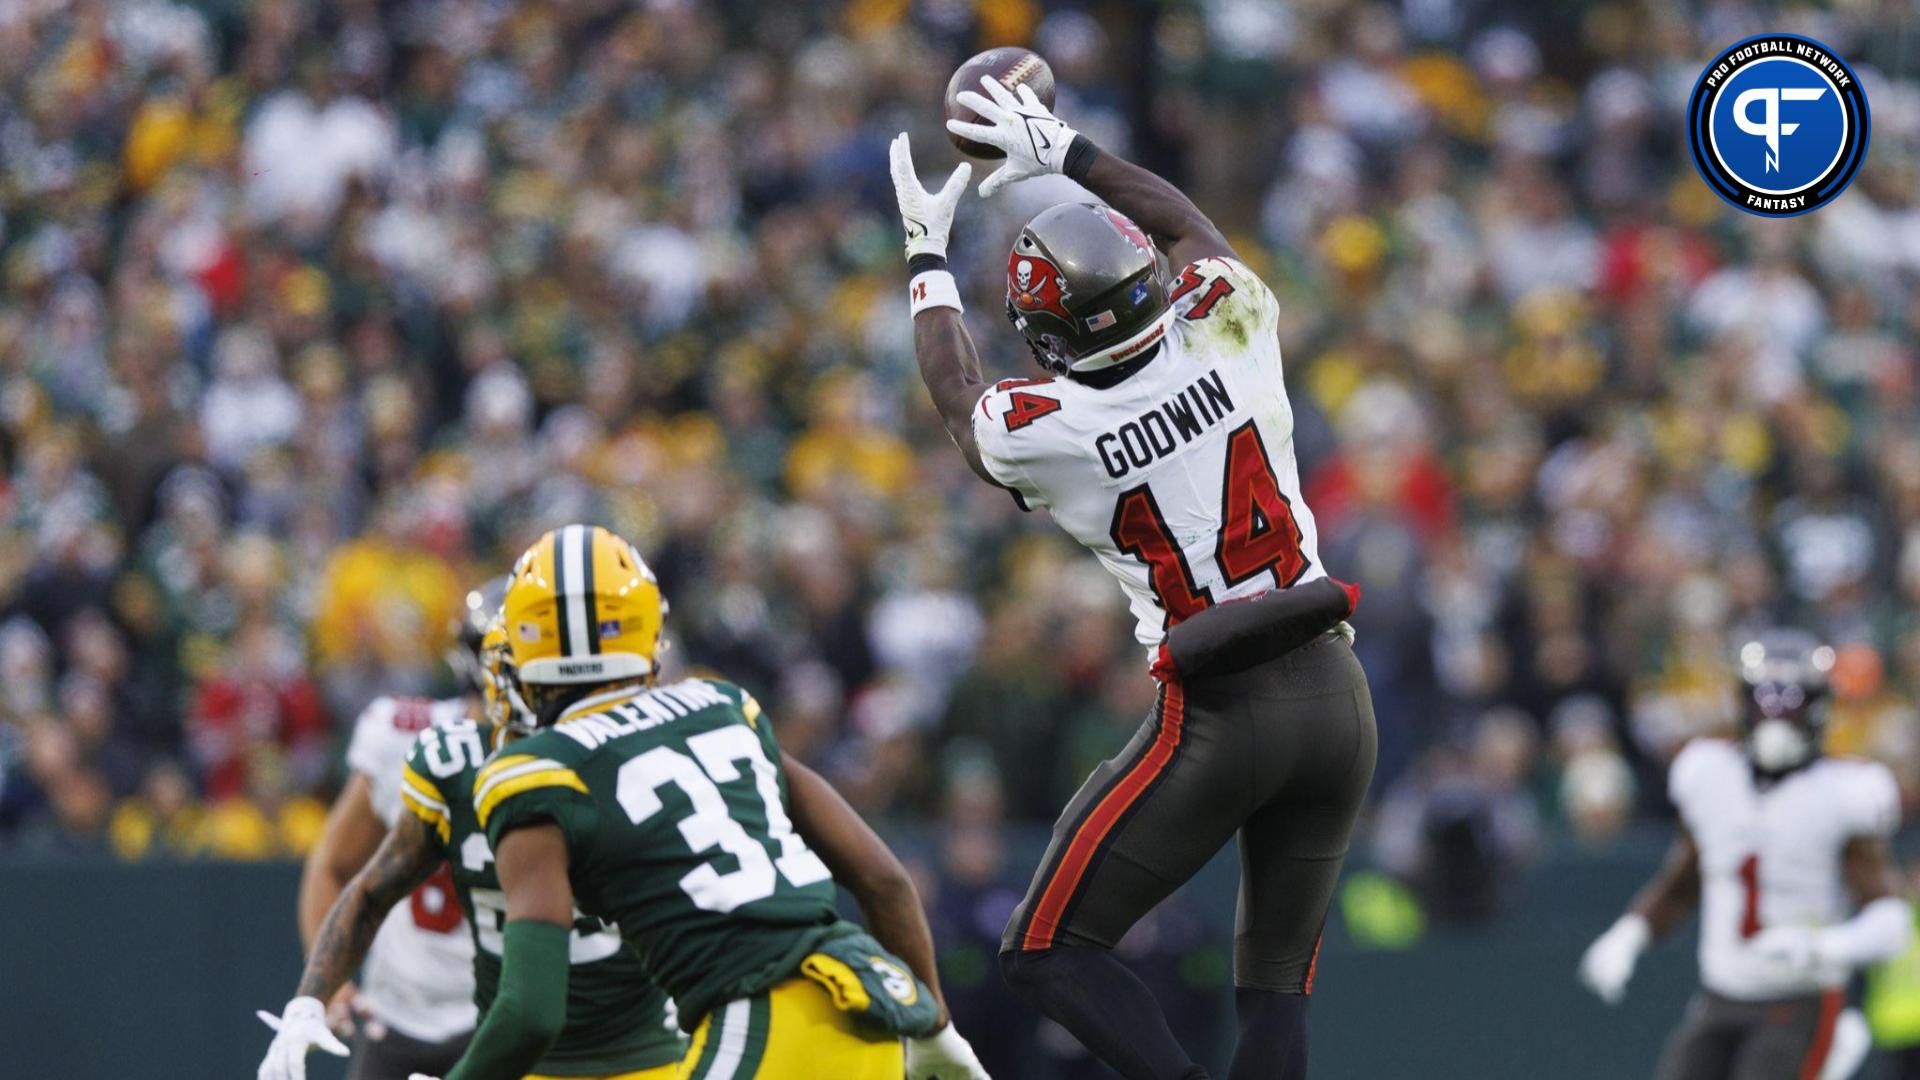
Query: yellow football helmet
503 524 666 688
478 616 535 733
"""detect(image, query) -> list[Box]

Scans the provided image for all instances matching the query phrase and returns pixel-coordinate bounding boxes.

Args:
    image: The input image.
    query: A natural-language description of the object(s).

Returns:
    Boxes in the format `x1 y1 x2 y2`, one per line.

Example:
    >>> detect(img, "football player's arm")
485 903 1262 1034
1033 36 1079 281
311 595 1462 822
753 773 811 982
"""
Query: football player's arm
1822 834 1912 966
444 824 572 1080
299 772 387 948
1579 828 1697 1004
1072 149 1235 268
1629 828 1702 939
1751 833 1913 977
944 75 1234 267
1826 835 1913 965
258 811 440 1079
784 755 949 1026
887 133 995 482
294 809 439 1002
914 306 996 482
784 754 989 1078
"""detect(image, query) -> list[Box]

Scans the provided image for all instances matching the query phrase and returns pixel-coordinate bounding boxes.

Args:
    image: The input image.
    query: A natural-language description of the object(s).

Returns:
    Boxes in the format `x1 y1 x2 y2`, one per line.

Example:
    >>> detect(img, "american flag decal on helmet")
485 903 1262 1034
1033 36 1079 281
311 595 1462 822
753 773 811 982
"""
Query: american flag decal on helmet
1085 310 1117 331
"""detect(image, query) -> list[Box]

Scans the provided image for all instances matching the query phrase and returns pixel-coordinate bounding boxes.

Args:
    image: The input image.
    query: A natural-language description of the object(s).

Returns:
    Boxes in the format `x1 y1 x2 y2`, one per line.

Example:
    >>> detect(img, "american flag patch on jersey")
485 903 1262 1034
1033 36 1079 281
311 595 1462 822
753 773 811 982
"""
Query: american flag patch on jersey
1085 309 1117 331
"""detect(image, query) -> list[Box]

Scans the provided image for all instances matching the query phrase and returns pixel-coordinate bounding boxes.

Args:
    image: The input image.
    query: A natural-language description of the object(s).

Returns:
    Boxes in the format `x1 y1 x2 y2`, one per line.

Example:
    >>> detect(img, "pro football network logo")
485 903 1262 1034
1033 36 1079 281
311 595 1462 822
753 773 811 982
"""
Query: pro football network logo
1687 34 1869 217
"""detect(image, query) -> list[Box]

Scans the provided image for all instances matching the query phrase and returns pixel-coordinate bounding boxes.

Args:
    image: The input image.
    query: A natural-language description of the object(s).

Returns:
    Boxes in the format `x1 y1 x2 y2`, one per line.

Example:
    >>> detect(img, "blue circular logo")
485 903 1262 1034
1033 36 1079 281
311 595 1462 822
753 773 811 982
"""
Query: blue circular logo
1687 34 1869 217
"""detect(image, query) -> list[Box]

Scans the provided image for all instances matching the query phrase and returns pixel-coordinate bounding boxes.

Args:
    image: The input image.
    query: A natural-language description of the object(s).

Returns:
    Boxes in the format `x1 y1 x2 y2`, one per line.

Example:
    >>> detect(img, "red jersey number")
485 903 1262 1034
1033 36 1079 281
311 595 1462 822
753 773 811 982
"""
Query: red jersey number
1171 265 1235 320
1110 420 1308 626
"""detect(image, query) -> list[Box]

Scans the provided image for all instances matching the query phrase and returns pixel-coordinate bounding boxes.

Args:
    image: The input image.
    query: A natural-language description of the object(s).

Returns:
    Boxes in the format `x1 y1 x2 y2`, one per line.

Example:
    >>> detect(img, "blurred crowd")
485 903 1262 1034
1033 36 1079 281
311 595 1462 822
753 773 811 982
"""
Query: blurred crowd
2 0 1920 949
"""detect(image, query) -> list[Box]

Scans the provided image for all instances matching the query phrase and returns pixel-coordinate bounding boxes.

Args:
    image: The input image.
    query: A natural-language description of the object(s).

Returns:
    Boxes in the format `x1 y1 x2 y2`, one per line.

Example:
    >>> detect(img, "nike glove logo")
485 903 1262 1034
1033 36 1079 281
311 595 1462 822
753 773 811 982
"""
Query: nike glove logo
1025 117 1053 157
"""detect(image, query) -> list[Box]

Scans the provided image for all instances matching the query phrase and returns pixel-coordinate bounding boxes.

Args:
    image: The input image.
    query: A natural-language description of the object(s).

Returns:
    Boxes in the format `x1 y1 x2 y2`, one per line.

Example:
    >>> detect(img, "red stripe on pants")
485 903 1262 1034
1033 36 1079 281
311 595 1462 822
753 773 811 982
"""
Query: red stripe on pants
1020 680 1187 951
1798 988 1843 1080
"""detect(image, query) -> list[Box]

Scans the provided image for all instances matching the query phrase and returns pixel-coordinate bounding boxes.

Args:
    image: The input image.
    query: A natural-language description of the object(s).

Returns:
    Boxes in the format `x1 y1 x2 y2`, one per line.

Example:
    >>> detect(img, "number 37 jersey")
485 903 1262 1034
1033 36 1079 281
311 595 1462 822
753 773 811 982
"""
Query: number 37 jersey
475 679 842 1032
1669 737 1900 999
973 256 1326 646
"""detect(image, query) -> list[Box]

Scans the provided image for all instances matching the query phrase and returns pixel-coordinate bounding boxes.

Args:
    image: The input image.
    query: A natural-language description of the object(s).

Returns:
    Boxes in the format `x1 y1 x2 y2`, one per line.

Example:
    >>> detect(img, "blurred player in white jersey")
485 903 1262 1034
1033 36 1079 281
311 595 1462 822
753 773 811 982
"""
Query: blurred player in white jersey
1580 630 1911 1080
891 76 1372 1080
287 581 506 1078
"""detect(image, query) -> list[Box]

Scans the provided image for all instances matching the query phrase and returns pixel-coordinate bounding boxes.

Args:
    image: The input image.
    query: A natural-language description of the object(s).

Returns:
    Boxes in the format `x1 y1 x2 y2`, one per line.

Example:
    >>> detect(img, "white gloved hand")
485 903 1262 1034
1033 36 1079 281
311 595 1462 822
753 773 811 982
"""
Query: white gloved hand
257 995 350 1080
1578 914 1651 1005
945 75 1080 198
407 1074 442 1080
1751 925 1830 979
907 1022 992 1080
888 132 971 261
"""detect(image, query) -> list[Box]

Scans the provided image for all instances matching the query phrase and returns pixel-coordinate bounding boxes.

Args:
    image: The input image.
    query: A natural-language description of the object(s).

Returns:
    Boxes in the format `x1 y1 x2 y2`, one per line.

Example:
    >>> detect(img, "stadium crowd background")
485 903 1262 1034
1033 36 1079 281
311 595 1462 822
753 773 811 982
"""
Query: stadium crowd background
5 0 1920 1057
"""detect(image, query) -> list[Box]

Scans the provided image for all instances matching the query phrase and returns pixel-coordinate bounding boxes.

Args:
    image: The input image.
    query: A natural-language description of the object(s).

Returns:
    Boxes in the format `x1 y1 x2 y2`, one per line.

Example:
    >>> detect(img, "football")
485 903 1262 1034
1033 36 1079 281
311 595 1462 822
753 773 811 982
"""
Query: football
944 47 1056 159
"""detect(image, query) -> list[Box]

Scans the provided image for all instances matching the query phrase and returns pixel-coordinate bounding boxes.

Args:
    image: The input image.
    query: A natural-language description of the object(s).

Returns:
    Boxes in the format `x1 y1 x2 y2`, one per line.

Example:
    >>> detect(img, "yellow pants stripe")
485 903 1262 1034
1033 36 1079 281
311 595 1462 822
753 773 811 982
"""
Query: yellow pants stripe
676 977 902 1079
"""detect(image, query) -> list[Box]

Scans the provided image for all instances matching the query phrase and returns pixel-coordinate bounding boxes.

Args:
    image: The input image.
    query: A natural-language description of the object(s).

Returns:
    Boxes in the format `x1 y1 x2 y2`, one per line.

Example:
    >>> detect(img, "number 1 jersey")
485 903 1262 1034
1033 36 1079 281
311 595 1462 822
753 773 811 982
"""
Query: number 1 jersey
474 679 842 1032
972 256 1326 646
1669 737 1900 999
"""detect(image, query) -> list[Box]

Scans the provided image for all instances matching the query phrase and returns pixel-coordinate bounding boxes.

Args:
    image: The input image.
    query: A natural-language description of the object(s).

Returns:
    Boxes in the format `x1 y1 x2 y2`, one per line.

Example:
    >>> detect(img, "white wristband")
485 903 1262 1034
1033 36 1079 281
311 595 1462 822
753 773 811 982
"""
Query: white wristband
909 270 962 316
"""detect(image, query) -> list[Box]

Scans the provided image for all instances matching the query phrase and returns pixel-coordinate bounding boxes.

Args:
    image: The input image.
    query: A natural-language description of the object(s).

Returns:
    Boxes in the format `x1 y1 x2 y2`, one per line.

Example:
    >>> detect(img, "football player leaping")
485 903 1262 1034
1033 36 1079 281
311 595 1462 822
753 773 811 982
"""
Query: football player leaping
891 76 1375 1080
424 525 989 1080
263 583 507 1079
1580 630 1912 1080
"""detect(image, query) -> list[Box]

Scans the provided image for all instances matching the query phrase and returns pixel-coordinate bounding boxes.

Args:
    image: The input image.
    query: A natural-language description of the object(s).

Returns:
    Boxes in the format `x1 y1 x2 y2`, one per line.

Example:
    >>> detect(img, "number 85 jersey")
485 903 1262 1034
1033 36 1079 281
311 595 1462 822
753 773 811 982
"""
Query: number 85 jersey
973 256 1327 646
401 718 684 1074
1670 737 1901 999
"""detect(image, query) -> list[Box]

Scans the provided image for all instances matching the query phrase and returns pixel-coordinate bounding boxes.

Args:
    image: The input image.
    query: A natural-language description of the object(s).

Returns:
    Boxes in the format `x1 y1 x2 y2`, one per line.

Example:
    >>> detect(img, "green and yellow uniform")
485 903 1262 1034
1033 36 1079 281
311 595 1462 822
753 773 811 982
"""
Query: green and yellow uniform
474 679 934 1079
400 717 686 1079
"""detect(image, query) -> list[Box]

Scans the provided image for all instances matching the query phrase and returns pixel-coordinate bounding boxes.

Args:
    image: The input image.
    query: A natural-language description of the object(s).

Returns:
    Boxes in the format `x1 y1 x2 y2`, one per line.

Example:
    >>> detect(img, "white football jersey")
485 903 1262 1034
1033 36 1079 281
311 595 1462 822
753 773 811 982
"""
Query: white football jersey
974 256 1326 646
342 696 478 1042
1669 738 1900 999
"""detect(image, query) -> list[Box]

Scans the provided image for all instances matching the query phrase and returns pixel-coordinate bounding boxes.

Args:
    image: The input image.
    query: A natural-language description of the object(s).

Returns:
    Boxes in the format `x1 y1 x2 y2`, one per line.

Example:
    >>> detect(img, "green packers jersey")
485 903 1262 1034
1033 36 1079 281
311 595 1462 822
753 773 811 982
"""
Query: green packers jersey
475 679 843 1030
400 718 684 1075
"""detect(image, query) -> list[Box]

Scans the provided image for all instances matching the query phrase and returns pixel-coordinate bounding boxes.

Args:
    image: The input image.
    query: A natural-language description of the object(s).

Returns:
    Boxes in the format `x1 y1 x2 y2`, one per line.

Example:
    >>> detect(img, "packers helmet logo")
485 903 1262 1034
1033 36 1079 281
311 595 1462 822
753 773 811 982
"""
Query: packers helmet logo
867 956 919 1006
1007 249 1072 323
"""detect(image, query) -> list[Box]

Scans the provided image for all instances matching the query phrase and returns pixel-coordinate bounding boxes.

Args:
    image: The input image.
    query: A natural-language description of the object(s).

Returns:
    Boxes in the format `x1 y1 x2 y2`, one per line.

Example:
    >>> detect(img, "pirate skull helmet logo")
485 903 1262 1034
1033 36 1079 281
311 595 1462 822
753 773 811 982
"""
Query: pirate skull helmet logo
1006 249 1072 323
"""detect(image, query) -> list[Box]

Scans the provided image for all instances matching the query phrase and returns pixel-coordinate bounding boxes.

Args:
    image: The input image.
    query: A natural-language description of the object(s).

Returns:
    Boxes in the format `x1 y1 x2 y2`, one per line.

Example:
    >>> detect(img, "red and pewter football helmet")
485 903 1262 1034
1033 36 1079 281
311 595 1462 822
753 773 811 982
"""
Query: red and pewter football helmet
1006 203 1173 376
1736 628 1835 775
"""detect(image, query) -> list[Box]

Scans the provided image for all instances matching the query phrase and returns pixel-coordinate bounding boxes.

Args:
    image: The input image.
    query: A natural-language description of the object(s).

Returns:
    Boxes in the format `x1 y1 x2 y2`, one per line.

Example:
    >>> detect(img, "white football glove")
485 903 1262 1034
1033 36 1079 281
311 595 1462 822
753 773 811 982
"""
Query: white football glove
888 132 971 261
407 1074 442 1080
257 995 350 1080
945 75 1080 198
908 1022 991 1080
1578 914 1650 1005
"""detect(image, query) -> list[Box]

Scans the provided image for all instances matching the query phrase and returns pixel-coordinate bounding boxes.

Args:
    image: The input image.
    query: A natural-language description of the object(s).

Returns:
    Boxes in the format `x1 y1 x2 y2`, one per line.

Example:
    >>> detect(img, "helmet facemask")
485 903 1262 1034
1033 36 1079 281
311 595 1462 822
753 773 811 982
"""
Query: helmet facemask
1735 632 1835 776
479 618 537 736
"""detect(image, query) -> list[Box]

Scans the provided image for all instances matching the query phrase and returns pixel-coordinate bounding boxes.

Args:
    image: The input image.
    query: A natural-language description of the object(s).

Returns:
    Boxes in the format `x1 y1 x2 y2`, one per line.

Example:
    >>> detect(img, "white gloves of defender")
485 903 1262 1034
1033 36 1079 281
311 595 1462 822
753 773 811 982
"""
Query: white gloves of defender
946 76 1080 198
888 133 971 261
257 995 349 1080
908 1022 992 1080
1578 913 1650 1005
